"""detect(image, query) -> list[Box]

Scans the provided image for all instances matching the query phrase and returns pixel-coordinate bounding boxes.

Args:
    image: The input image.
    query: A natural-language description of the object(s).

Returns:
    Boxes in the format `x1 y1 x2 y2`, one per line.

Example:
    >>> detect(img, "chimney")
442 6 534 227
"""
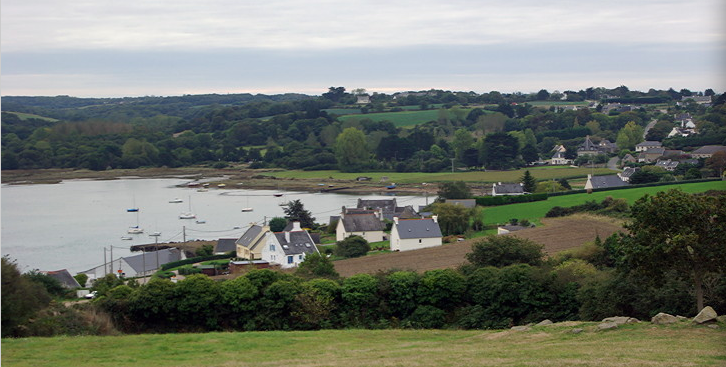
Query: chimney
292 221 302 231
285 231 290 243
393 217 399 224
432 215 438 223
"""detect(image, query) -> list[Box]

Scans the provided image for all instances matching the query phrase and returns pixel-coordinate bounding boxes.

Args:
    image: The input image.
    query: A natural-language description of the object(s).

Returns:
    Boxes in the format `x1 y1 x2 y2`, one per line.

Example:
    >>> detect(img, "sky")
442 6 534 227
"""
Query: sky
1 0 725 97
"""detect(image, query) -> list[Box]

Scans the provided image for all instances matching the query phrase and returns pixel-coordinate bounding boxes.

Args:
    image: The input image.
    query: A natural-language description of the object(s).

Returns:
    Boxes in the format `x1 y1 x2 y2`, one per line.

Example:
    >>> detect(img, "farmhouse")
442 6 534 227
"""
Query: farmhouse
635 141 662 152
492 182 525 196
691 145 726 159
550 151 572 165
357 198 419 220
80 248 184 282
336 212 385 243
390 216 442 252
618 167 640 182
261 222 319 269
236 224 270 260
637 147 665 163
577 135 606 156
584 174 628 191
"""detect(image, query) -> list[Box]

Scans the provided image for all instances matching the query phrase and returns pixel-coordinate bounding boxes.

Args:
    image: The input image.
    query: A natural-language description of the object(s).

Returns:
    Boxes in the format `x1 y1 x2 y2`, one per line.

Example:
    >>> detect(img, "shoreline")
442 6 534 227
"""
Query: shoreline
1 167 444 195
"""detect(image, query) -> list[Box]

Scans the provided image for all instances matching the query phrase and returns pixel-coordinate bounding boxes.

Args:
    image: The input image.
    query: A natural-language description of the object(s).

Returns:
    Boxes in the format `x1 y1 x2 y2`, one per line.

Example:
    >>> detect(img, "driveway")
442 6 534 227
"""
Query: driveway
607 156 620 171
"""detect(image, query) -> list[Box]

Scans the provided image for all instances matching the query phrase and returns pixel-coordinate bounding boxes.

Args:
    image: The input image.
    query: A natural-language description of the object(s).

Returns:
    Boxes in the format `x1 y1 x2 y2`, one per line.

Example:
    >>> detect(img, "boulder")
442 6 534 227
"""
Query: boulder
571 328 584 334
598 322 618 330
707 324 719 329
676 315 687 321
511 325 531 331
603 316 639 325
536 319 553 326
651 312 678 325
692 306 718 324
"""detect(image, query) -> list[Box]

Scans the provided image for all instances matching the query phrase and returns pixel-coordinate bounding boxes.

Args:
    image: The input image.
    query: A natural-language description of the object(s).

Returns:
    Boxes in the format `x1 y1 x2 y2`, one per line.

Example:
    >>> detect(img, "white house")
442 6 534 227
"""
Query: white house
390 216 442 252
261 222 319 269
336 213 385 243
550 151 572 165
635 141 662 152
584 174 628 191
79 248 184 283
492 182 525 196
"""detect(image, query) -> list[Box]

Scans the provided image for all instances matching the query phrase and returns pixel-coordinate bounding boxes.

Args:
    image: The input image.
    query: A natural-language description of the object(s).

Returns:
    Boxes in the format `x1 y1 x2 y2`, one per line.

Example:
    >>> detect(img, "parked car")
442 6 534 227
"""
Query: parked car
85 291 98 299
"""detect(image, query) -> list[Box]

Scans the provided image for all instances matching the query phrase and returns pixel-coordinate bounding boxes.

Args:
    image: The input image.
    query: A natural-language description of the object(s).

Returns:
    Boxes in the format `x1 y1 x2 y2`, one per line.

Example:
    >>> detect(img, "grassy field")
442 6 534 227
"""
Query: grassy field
481 181 725 224
4 111 59 122
266 167 614 184
337 108 477 128
526 101 589 107
3 322 724 367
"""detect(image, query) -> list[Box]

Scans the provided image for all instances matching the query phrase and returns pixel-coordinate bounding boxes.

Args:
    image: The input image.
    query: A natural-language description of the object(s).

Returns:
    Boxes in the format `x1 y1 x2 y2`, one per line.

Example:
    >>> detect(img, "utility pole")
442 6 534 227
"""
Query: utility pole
450 158 455 173
104 247 108 276
110 245 114 274
183 225 186 242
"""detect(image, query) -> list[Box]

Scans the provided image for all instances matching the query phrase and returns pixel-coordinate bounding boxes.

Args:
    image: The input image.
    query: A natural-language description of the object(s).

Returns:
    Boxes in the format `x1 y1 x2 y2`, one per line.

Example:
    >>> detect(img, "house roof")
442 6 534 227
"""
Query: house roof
124 248 183 273
395 205 420 219
655 160 679 169
236 225 265 249
588 175 628 189
493 182 524 194
215 238 237 253
499 225 527 232
357 198 397 213
395 218 442 239
273 231 319 255
578 136 599 152
622 153 636 161
445 199 476 209
692 145 726 155
44 269 81 289
620 167 640 178
552 151 566 159
636 141 662 148
341 214 385 232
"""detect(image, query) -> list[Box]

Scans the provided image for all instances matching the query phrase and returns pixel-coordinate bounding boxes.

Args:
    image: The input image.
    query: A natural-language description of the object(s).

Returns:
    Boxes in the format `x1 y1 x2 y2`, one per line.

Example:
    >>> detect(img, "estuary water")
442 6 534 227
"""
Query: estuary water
1 178 428 274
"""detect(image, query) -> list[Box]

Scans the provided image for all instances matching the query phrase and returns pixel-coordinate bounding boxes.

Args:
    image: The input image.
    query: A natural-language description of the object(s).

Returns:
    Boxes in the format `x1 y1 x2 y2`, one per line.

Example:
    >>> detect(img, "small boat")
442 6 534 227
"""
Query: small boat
217 183 226 188
196 220 206 224
197 188 209 192
127 226 144 234
273 193 284 197
187 182 200 187
169 198 183 203
233 226 241 229
120 236 133 240
386 183 397 189
149 232 161 237
127 208 139 212
241 208 253 212
179 212 196 219
202 183 210 187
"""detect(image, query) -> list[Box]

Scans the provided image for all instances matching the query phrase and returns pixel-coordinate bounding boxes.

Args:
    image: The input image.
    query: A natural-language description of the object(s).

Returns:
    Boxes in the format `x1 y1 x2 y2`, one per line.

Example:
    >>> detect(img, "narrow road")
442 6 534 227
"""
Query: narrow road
607 156 620 171
643 119 657 139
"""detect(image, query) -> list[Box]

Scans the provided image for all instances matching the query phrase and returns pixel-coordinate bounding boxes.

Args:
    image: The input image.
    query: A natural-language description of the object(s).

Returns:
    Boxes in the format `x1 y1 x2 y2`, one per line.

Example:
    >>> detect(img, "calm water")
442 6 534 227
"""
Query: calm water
1 178 428 274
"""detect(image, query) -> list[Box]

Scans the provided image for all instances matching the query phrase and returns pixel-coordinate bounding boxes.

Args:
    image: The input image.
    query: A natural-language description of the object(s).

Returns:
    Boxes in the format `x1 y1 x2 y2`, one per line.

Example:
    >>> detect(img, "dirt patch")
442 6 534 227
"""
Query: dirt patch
333 215 624 277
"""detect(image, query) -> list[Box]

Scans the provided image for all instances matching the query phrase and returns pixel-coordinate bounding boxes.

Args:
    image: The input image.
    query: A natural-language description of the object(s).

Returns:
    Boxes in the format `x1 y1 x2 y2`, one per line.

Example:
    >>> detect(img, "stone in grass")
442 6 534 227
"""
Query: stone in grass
571 328 584 334
511 326 531 331
676 315 688 321
536 319 553 326
598 322 618 330
602 316 639 325
692 306 718 324
651 312 678 325
707 325 719 329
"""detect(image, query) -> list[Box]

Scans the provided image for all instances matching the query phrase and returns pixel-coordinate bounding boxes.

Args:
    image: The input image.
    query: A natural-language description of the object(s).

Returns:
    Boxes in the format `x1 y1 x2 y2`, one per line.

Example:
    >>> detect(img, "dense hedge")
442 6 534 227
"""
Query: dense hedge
160 254 232 270
545 178 721 198
474 193 548 206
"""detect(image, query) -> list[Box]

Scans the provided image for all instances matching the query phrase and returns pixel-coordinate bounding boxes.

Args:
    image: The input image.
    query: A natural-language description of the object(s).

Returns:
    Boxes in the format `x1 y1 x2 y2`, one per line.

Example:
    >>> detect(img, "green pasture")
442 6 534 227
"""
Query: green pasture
481 181 725 225
266 167 614 184
5 111 59 122
338 109 468 128
526 101 589 107
3 322 724 367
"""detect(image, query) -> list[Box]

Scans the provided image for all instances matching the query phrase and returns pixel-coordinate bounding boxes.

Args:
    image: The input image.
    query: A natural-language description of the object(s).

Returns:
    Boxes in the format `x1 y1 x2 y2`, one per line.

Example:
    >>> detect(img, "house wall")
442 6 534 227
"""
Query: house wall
390 226 442 252
336 219 383 243
260 233 307 269
336 220 346 242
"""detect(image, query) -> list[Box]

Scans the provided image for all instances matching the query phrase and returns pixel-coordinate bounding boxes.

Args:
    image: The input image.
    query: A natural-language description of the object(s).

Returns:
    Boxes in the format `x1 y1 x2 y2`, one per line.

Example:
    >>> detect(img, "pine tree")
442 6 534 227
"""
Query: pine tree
521 170 536 193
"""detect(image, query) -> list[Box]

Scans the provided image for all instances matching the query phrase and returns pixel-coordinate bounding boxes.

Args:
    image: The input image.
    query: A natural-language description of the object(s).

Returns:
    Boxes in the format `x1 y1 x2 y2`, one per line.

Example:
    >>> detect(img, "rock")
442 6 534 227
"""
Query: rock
598 322 618 330
707 324 719 329
536 319 553 326
676 315 687 321
571 328 583 334
651 312 678 325
603 316 639 325
511 326 531 331
693 306 718 324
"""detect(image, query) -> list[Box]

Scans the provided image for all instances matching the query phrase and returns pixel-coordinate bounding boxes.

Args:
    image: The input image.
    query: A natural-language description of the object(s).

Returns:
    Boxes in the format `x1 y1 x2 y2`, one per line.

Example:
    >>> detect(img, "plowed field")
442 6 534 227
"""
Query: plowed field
333 214 624 277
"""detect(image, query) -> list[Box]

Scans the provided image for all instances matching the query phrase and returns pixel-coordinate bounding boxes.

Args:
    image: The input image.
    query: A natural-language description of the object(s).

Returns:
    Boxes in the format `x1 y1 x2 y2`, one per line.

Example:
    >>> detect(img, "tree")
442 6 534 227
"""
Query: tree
452 129 474 162
322 87 346 102
335 235 370 258
480 132 520 170
437 181 471 200
466 236 544 268
706 151 726 177
521 143 539 164
296 252 339 279
536 89 550 101
615 121 644 151
283 200 316 229
74 273 88 288
431 202 471 236
2 256 52 337
334 127 369 172
269 217 287 232
618 190 726 312
521 170 536 193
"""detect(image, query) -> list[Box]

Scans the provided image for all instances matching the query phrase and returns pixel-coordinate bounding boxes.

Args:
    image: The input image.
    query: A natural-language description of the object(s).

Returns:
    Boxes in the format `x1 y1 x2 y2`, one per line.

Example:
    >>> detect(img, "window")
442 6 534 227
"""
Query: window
270 244 275 251
287 256 293 264
419 239 422 243
299 255 303 260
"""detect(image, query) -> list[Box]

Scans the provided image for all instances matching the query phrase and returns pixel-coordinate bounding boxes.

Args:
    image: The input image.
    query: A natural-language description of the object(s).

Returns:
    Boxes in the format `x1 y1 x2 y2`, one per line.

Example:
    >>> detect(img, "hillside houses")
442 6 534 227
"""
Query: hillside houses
584 174 628 191
492 182 526 196
80 248 184 283
336 212 385 243
390 217 443 252
261 222 319 269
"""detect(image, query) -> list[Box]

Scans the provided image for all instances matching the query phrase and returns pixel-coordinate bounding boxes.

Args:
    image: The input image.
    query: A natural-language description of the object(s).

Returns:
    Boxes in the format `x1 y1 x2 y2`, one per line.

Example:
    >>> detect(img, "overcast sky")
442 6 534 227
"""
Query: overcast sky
2 0 724 97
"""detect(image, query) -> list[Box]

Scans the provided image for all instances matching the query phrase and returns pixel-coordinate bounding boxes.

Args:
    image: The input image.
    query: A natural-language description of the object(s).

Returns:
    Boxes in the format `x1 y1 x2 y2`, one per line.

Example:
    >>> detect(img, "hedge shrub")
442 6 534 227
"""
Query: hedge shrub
474 193 548 206
161 254 231 271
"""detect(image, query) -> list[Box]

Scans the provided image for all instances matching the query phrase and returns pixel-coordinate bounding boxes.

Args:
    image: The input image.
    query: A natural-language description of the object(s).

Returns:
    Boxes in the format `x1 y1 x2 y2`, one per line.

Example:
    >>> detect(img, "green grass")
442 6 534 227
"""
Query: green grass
481 181 725 225
2 322 724 367
338 108 473 128
266 167 615 184
526 101 589 107
4 111 59 122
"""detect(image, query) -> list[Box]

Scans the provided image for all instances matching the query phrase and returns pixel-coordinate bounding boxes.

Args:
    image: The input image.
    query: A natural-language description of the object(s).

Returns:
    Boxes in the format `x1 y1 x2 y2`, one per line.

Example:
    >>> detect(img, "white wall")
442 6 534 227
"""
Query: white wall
390 225 441 252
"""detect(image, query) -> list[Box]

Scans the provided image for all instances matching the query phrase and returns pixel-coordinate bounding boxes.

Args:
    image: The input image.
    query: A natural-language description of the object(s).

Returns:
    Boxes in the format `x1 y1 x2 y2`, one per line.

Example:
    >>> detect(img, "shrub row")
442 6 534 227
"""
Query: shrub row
474 193 548 206
160 254 232 271
545 178 721 198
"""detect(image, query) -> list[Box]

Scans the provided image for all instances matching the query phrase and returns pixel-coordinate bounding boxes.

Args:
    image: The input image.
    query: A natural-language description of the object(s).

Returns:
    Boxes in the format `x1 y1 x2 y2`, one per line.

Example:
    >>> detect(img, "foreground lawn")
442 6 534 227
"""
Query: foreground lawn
3 322 724 367
482 180 725 224
267 167 614 184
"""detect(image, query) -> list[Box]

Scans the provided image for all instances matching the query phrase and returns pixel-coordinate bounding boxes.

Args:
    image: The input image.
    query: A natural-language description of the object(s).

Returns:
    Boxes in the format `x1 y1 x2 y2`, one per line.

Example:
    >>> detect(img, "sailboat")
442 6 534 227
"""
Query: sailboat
241 194 253 212
128 210 144 234
127 195 139 212
179 195 196 219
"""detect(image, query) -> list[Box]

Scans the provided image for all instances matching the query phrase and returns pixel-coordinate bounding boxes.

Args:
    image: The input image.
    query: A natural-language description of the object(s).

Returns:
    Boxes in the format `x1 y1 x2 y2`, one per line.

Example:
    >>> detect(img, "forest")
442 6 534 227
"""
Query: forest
2 86 726 173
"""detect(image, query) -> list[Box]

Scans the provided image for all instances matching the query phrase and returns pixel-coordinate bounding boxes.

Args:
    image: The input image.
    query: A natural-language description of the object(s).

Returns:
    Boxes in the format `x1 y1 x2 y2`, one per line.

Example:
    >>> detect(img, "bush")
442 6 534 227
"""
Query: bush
474 193 548 206
334 236 370 258
405 305 446 329
161 254 231 270
466 236 545 268
178 266 202 275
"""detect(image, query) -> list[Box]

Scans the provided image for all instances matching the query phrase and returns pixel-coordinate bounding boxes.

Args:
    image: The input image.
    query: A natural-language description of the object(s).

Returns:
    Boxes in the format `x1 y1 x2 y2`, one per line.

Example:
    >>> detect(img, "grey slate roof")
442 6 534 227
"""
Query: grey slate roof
620 167 640 178
589 175 628 189
215 238 237 253
44 269 81 289
445 199 476 209
493 183 525 194
357 198 397 213
636 141 662 148
578 136 599 152
125 248 183 273
274 231 319 256
236 225 264 249
395 218 442 239
341 214 385 232
395 205 420 219
692 145 726 155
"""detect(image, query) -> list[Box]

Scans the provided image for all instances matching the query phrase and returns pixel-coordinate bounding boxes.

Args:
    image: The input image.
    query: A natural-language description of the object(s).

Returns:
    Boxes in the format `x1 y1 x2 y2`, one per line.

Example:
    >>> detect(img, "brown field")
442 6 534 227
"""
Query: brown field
334 214 624 277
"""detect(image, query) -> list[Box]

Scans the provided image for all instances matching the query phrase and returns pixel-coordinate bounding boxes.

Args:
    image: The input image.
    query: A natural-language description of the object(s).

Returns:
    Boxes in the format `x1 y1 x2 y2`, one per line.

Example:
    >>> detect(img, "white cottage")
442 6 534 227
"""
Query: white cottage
261 222 319 269
390 216 442 252
336 213 385 243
